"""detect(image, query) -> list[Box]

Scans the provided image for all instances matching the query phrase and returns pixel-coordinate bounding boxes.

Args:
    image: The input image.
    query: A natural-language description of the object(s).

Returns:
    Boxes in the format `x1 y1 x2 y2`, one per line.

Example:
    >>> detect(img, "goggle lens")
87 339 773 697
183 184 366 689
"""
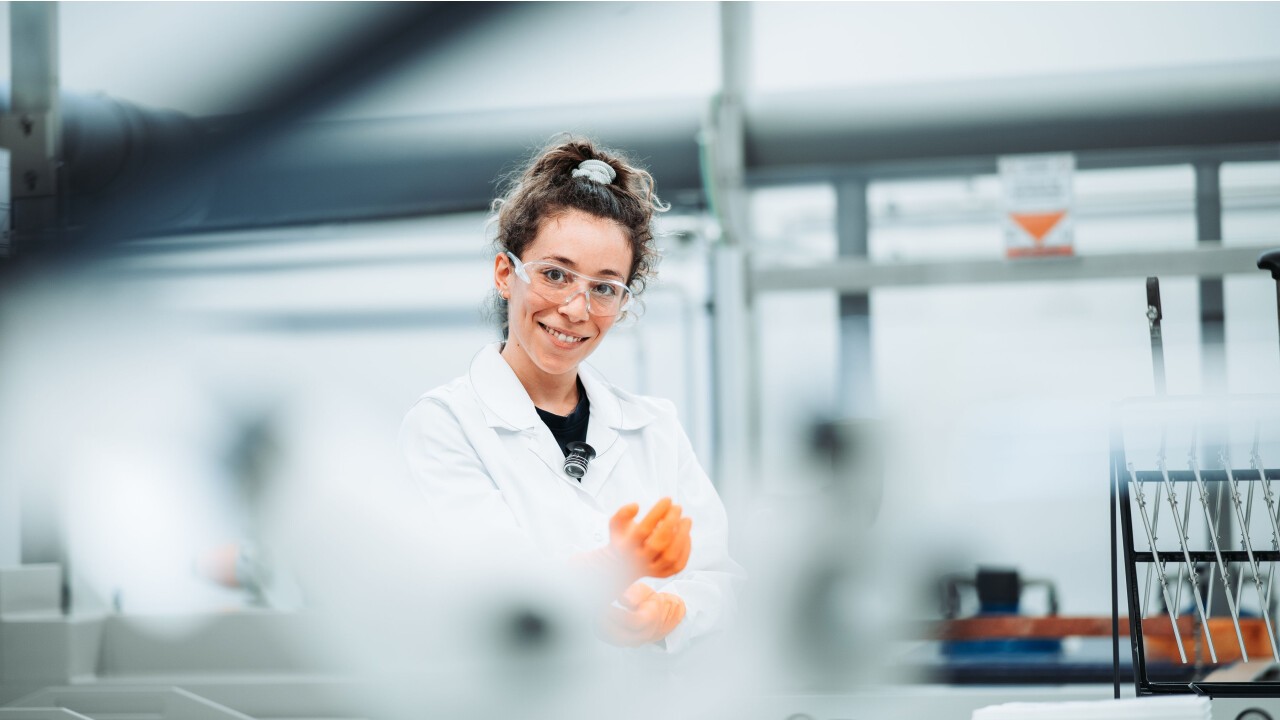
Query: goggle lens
509 254 632 317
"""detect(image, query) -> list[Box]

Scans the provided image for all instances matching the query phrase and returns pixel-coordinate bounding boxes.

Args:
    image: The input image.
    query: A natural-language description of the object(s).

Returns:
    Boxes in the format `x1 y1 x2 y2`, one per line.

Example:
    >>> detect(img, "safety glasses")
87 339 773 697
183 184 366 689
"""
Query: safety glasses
506 252 634 318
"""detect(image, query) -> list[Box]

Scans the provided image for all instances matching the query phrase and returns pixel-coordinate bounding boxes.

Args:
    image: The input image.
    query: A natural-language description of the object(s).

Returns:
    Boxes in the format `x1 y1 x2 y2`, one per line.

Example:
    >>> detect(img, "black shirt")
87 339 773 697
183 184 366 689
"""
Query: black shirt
535 379 590 462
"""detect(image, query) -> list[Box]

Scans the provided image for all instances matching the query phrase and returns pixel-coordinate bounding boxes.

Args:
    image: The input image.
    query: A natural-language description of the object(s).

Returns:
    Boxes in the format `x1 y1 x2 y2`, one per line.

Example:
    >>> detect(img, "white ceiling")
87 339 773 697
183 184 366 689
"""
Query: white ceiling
1 2 1279 120
13 2 407 116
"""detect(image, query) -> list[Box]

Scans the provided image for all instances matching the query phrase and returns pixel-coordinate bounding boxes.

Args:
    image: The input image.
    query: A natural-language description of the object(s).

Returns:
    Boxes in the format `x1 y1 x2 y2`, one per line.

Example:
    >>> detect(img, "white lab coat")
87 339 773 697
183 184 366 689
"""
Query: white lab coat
399 342 743 653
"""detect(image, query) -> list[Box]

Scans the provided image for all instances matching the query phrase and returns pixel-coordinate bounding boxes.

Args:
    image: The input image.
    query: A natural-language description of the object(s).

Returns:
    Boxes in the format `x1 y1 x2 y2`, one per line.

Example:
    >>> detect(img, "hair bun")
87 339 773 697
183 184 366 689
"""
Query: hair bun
570 159 616 185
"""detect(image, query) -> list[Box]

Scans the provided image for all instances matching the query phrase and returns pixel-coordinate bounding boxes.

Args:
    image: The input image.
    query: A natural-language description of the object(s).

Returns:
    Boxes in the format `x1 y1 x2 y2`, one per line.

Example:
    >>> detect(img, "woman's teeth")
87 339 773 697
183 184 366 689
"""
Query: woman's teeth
542 324 584 344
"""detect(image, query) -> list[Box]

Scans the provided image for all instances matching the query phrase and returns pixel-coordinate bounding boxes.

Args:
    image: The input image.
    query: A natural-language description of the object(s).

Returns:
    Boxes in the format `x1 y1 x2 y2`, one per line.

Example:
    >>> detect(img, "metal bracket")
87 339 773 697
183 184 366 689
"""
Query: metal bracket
0 112 60 198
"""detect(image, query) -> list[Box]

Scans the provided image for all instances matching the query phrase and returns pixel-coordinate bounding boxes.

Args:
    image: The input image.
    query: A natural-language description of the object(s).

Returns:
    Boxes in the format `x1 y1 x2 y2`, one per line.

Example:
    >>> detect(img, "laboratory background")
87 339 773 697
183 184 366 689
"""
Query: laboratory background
0 2 1278 719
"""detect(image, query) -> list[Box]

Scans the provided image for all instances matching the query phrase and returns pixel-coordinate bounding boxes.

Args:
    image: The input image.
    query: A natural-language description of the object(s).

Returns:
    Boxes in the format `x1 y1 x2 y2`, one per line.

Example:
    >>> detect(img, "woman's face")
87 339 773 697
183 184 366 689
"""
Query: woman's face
495 209 633 381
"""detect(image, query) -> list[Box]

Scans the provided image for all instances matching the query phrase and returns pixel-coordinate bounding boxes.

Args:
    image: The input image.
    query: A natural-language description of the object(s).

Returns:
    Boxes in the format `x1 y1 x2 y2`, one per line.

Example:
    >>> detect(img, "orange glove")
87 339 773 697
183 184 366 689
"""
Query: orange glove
574 498 694 592
599 581 686 647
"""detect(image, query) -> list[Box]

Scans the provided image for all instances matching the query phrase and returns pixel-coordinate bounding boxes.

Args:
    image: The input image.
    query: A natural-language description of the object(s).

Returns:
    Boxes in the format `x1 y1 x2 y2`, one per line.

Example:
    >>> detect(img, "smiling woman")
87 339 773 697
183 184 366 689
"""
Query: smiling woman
398 137 743 653
496 212 632 407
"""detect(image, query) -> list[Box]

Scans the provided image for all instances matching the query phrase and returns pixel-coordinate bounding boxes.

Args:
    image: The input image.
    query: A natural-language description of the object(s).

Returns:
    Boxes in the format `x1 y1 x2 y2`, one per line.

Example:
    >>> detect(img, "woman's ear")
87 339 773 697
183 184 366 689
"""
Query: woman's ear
493 252 512 299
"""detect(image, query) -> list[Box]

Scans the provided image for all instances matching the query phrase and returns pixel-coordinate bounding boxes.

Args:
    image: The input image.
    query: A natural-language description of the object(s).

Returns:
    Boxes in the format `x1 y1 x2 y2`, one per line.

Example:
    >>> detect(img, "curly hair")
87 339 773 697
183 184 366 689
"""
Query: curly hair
487 135 668 334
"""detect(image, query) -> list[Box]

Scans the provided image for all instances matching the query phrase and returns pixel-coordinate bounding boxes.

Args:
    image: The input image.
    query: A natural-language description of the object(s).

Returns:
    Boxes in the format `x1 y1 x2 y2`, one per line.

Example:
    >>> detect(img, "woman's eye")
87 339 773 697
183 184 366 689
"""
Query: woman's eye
592 283 617 298
542 268 568 283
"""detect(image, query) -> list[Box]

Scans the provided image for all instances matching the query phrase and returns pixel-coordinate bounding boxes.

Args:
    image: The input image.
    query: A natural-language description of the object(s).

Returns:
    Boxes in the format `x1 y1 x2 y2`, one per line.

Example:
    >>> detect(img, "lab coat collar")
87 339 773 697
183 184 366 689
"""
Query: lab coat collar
468 342 656 497
469 343 539 431
467 343 656 432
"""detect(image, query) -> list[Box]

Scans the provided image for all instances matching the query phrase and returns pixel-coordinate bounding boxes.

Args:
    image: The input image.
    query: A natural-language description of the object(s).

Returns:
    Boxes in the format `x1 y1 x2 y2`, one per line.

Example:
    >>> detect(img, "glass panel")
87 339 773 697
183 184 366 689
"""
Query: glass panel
753 290 841 496
1222 161 1280 394
870 278 1203 614
1072 165 1196 254
869 176 1001 262
1222 161 1280 246
1224 276 1279 396
750 184 838 264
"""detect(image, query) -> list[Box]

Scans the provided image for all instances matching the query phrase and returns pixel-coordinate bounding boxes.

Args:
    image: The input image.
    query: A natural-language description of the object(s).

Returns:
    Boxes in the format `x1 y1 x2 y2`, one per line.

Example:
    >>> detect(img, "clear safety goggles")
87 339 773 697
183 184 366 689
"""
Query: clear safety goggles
506 252 634 318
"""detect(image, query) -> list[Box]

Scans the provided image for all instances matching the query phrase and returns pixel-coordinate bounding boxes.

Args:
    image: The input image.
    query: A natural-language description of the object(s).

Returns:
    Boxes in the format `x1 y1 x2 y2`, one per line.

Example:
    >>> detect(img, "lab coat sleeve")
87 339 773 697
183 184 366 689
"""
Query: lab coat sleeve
648 404 746 654
398 395 534 556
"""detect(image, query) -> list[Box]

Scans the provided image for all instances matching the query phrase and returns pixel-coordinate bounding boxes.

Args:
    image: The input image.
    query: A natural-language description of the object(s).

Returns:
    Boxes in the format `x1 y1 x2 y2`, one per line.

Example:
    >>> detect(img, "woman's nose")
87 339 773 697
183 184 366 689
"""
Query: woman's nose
558 290 591 321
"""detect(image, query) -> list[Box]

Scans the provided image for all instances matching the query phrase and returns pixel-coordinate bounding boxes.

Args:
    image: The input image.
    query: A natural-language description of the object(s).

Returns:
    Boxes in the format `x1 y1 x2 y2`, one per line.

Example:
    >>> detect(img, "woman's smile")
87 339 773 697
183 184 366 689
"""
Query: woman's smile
539 321 589 347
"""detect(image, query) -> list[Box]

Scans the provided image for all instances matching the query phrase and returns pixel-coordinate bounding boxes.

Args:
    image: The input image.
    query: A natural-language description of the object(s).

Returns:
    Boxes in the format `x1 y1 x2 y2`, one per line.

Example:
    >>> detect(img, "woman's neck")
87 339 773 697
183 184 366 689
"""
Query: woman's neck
500 343 579 415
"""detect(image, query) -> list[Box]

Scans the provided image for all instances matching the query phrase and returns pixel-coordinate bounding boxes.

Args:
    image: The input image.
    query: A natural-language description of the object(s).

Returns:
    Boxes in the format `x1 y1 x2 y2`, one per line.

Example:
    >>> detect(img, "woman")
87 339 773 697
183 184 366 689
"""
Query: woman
399 137 740 653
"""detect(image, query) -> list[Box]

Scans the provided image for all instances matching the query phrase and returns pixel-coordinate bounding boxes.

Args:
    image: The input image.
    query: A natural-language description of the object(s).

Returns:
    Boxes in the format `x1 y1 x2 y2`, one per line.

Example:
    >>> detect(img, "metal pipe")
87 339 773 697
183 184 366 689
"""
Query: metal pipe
1222 451 1280 661
9 59 1280 244
1189 452 1249 660
1129 463 1188 663
1158 457 1217 662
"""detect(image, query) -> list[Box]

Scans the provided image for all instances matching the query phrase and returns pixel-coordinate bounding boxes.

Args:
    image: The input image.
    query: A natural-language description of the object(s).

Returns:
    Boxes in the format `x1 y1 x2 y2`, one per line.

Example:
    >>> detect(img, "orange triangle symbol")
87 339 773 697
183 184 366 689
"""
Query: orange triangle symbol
1011 211 1066 243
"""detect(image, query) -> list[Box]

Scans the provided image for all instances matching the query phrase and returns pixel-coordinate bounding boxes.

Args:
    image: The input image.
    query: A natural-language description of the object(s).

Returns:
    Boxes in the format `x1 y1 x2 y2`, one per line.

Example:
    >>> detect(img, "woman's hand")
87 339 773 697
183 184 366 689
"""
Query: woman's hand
604 498 693 580
598 582 686 647
571 497 693 595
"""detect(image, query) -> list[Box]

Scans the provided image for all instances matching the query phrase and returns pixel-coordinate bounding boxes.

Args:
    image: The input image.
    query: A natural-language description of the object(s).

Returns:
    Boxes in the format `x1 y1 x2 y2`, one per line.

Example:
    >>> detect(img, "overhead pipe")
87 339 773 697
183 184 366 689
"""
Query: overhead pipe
194 58 1280 232
11 59 1280 242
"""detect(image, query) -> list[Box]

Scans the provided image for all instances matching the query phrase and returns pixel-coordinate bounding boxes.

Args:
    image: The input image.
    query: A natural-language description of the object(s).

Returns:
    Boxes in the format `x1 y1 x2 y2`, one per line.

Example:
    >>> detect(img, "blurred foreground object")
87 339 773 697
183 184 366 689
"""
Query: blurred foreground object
724 417 893 694
973 695 1210 720
941 567 1062 657
599 582 687 648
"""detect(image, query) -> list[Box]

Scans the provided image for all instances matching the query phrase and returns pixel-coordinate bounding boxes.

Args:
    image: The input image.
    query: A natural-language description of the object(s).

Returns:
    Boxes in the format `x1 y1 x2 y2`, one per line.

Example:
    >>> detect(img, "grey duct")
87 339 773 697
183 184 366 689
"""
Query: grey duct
11 58 1280 241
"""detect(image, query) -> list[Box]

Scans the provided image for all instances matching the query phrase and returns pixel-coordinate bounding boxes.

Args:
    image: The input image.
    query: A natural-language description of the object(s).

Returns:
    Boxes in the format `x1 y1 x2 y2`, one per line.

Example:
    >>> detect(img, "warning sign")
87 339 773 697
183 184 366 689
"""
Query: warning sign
999 153 1075 259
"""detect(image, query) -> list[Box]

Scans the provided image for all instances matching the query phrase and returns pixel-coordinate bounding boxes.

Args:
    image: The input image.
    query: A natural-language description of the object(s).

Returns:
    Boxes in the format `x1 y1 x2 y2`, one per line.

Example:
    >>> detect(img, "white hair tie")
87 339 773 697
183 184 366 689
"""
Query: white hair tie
571 159 616 185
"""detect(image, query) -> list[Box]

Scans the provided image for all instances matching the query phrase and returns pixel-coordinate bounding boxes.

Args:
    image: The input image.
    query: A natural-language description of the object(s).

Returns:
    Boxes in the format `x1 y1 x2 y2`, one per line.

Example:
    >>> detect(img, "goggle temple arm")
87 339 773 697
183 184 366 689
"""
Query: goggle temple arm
506 252 531 283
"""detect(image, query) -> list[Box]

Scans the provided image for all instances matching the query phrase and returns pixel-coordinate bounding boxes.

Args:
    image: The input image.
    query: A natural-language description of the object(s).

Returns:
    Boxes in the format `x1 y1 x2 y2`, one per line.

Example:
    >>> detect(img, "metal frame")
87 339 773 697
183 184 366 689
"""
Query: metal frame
754 243 1275 294
747 143 1280 187
745 144 1276 506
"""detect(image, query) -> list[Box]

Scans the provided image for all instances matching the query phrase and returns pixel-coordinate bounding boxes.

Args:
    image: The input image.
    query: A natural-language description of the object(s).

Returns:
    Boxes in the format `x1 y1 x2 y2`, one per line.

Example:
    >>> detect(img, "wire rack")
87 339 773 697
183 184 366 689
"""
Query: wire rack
1114 395 1280 697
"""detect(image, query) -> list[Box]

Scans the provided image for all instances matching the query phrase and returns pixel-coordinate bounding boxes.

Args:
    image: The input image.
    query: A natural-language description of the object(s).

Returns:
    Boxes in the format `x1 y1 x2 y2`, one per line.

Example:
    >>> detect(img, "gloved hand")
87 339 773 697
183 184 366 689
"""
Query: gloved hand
598 581 687 647
573 498 693 591
607 497 694 580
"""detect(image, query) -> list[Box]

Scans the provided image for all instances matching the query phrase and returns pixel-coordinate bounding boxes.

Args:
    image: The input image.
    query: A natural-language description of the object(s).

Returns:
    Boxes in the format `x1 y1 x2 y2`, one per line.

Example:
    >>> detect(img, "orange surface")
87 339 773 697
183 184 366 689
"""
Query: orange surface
930 615 1273 665
1144 616 1273 664
1011 210 1067 242
932 616 1120 640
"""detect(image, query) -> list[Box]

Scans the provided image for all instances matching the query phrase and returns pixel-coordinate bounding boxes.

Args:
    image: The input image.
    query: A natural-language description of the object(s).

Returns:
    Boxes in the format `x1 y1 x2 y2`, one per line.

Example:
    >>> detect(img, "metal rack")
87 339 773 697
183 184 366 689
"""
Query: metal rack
1113 396 1280 697
1111 252 1280 697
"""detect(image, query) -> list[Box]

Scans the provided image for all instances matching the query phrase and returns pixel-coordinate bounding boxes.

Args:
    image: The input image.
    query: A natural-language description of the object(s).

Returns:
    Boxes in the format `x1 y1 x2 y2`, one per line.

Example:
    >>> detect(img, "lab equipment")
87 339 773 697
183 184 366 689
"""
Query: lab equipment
564 441 596 478
940 567 1063 657
1112 252 1280 698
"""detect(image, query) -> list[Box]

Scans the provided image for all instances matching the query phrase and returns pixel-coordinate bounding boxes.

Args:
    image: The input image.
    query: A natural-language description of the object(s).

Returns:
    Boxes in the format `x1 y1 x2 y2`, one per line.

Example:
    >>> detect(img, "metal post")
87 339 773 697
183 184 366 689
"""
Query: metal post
2 1 62 258
713 1 749 238
5 4 66 589
707 1 754 510
836 179 874 417
1196 161 1225 393
1194 160 1235 619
